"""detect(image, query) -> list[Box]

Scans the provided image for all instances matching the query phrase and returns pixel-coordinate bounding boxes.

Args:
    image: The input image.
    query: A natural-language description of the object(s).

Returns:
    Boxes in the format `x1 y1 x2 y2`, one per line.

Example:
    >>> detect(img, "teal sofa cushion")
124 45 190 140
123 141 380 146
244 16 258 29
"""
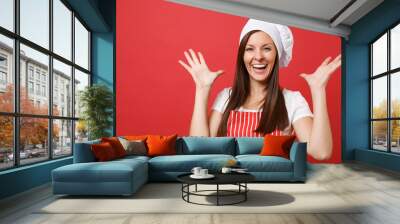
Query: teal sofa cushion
177 137 236 155
53 159 147 183
52 158 148 195
236 155 293 172
53 163 131 182
115 155 150 163
236 137 264 155
148 154 235 172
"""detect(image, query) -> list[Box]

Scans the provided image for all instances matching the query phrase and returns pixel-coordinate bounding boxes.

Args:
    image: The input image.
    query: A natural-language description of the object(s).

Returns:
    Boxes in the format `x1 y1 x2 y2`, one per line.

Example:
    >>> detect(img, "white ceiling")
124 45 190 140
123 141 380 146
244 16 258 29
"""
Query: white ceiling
227 0 353 22
167 0 384 38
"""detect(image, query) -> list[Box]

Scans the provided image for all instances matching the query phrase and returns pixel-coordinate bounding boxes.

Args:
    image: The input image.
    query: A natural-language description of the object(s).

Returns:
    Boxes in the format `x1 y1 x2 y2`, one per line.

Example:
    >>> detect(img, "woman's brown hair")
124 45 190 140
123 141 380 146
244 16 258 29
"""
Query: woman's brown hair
216 30 289 136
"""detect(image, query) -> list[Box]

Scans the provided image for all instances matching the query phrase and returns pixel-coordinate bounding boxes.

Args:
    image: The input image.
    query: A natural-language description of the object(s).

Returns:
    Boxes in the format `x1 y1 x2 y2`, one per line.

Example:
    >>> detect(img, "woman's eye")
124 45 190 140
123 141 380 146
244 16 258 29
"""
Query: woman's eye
245 48 253 51
264 48 271 51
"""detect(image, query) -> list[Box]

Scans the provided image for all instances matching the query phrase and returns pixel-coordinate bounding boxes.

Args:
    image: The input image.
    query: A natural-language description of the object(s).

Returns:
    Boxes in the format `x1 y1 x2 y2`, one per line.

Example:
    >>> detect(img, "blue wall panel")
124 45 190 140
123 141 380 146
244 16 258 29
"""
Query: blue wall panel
343 44 370 160
92 32 114 135
0 158 72 199
355 149 400 172
92 33 114 90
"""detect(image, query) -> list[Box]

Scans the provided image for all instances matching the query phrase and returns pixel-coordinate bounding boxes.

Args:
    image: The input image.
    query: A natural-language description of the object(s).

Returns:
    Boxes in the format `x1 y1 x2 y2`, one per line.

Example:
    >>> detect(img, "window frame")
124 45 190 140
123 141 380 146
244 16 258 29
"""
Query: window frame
370 20 400 154
0 0 92 171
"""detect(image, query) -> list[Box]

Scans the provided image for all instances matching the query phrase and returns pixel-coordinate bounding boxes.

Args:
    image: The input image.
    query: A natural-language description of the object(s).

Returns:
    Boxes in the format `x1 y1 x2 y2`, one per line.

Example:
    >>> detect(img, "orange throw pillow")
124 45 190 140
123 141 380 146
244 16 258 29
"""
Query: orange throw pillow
146 134 177 157
101 137 127 158
91 142 117 161
260 135 296 159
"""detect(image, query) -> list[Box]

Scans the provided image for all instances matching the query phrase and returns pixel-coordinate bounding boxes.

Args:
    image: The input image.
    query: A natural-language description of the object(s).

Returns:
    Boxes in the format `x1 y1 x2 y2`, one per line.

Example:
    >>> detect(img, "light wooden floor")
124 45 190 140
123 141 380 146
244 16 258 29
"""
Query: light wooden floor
1 162 400 224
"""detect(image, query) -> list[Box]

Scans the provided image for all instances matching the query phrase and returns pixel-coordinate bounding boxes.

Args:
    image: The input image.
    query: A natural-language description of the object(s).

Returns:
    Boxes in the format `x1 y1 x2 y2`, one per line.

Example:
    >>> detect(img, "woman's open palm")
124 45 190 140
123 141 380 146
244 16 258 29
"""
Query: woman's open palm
178 49 223 88
300 54 341 90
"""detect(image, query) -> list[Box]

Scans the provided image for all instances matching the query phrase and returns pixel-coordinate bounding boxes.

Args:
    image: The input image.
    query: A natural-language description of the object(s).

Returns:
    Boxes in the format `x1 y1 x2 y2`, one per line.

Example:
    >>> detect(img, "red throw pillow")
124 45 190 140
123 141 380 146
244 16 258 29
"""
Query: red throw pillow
260 135 296 159
91 142 117 161
146 134 177 157
101 137 127 158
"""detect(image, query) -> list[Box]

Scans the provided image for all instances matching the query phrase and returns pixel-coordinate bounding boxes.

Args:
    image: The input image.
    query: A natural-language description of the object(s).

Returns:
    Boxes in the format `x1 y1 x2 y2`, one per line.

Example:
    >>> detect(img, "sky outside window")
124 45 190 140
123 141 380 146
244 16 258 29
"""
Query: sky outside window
53 0 72 60
372 33 387 76
391 24 400 70
74 18 89 70
20 0 49 49
0 0 14 32
1 0 89 68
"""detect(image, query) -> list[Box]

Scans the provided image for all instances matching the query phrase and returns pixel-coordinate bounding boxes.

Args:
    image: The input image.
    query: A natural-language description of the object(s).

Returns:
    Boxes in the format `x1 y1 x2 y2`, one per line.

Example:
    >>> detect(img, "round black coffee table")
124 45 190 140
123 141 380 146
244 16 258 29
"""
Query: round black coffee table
177 173 255 206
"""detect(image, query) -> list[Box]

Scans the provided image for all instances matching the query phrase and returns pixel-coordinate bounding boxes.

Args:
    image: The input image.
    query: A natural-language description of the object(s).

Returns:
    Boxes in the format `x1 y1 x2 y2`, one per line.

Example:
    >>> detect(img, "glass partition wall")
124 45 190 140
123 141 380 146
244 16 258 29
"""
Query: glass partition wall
371 23 400 154
0 0 91 170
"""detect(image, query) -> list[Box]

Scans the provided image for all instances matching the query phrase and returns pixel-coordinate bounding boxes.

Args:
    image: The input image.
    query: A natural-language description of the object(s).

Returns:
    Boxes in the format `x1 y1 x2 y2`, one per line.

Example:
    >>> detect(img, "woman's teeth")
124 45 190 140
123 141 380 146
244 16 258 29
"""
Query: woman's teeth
252 64 267 73
253 64 267 69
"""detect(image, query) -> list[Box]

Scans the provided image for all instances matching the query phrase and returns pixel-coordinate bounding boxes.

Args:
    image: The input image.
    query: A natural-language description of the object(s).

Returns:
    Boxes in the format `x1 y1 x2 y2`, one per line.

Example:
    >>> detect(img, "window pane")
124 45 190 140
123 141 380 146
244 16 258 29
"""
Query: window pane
74 69 89 118
0 34 14 112
20 44 49 115
391 24 400 70
20 117 49 165
53 0 72 60
53 59 72 117
372 33 387 76
391 120 400 153
0 0 14 32
372 77 387 119
20 0 49 49
74 17 89 70
75 120 88 143
0 116 13 170
372 121 387 151
391 72 400 118
53 119 72 158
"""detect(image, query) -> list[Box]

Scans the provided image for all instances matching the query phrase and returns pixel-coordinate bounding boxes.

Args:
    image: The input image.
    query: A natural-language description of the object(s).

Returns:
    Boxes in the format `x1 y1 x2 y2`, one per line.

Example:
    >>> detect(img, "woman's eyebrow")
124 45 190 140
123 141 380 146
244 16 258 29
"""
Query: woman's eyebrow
246 43 273 47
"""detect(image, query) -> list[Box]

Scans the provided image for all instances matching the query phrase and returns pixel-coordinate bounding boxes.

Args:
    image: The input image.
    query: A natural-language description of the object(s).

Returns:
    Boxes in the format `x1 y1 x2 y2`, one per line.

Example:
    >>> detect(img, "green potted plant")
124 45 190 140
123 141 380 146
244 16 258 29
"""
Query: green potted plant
79 84 113 140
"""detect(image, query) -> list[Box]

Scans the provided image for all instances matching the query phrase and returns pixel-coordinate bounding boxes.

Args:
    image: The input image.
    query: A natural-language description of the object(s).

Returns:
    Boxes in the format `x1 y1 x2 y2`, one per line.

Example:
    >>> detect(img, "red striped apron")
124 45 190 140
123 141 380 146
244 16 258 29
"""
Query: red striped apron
226 110 286 137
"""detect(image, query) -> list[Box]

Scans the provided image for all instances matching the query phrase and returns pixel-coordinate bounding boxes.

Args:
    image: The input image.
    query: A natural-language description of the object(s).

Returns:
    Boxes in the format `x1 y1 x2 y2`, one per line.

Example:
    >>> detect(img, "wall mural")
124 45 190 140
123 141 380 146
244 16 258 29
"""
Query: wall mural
116 0 342 163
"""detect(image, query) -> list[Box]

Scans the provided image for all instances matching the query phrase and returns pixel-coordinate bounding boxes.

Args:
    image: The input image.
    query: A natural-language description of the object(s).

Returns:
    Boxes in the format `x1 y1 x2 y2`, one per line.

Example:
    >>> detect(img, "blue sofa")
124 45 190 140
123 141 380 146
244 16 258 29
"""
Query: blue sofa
52 137 307 196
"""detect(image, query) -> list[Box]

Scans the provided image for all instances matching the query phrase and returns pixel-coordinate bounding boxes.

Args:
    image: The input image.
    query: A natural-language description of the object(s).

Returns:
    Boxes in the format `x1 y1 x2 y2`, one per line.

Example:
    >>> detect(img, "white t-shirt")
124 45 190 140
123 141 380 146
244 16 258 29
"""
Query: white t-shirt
212 87 313 131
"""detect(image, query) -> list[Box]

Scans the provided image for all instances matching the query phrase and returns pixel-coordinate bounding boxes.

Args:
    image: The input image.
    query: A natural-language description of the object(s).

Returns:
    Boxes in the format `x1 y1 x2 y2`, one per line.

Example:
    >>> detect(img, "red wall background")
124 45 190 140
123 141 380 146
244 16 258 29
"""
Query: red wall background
116 0 342 163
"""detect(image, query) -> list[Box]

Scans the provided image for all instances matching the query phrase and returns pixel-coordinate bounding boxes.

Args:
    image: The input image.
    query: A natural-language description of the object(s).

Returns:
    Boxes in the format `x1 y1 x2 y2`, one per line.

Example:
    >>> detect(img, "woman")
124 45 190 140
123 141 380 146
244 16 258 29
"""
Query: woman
178 19 341 160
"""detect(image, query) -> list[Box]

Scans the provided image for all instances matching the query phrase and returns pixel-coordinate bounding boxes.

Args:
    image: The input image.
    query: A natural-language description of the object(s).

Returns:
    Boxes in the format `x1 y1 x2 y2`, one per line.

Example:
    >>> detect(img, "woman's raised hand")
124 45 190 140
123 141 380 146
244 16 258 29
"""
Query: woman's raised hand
299 54 341 91
178 49 223 89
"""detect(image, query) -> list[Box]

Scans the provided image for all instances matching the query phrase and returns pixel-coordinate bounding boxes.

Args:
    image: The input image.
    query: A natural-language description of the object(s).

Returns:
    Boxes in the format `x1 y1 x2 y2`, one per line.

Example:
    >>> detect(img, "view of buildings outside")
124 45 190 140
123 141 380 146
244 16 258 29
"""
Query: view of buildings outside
0 40 88 169
371 24 400 153
372 99 400 152
0 0 90 170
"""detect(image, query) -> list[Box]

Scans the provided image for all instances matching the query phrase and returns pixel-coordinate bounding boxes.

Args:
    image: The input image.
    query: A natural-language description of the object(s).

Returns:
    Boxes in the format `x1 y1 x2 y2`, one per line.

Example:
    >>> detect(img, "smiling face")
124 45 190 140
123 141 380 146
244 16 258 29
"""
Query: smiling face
243 31 277 83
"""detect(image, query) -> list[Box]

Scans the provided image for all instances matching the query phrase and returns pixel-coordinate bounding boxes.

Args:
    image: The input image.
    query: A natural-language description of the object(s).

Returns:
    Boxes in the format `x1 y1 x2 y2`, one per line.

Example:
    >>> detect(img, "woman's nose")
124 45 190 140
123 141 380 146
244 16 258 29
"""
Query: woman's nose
254 49 264 60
